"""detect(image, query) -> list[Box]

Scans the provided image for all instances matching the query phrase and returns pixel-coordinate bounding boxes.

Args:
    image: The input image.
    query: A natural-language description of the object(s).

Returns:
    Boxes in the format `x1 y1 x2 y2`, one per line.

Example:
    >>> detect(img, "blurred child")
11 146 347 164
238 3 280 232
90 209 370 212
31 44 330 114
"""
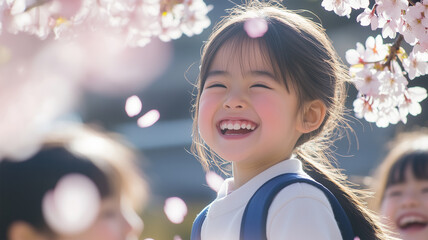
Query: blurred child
190 1 389 239
0 123 147 240
371 128 428 240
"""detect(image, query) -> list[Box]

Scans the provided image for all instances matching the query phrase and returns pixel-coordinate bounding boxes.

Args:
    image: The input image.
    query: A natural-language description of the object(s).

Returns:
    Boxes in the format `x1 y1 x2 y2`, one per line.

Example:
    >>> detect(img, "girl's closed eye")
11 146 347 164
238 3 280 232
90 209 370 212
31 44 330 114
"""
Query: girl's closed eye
386 187 403 197
206 83 227 89
251 83 272 89
100 208 119 219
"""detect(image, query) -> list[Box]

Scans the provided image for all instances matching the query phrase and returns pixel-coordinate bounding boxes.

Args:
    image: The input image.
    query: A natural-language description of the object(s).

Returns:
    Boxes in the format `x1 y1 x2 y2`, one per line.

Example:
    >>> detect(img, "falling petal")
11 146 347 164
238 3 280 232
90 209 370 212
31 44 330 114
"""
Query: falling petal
137 109 160 128
42 174 100 235
354 237 361 240
125 95 142 117
174 235 182 240
244 18 268 38
206 171 224 193
164 197 188 224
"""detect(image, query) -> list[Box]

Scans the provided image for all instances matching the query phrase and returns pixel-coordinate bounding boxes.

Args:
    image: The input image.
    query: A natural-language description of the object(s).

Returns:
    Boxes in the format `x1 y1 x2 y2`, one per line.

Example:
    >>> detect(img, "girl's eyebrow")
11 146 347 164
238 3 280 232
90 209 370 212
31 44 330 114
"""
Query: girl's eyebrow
207 70 275 80
206 70 229 78
250 70 276 80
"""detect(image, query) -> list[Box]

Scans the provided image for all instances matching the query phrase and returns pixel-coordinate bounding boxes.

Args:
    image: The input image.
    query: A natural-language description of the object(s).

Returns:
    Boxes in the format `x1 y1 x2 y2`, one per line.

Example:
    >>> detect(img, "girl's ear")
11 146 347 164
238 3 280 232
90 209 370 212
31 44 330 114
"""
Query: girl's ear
8 221 46 240
297 99 327 134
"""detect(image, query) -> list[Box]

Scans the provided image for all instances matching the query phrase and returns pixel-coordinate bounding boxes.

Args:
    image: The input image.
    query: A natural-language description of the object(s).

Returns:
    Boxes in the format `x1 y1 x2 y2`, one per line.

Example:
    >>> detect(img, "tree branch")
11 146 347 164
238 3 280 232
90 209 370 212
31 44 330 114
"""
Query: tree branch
383 34 404 69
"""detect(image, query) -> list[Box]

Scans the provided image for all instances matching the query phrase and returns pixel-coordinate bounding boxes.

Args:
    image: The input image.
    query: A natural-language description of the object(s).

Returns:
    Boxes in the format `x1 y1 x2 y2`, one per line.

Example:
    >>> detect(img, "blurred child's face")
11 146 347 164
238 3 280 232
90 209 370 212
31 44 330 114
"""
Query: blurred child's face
381 166 428 240
56 195 143 240
198 40 302 167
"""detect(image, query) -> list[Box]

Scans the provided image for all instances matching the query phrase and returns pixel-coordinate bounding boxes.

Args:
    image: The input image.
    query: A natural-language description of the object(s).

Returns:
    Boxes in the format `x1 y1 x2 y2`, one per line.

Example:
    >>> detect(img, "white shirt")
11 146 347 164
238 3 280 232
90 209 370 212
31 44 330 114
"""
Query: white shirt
201 159 343 240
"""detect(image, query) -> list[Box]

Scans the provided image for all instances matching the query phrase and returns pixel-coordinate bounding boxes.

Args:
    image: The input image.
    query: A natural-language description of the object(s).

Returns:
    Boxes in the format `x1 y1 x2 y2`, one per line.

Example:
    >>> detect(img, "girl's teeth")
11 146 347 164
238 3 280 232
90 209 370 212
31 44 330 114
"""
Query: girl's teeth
219 120 257 131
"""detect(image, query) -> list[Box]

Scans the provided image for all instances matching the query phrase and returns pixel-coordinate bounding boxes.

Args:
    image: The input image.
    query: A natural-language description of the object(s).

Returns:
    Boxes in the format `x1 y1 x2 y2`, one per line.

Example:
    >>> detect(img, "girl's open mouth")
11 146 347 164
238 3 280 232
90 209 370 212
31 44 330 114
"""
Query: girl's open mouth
397 214 428 232
219 120 258 135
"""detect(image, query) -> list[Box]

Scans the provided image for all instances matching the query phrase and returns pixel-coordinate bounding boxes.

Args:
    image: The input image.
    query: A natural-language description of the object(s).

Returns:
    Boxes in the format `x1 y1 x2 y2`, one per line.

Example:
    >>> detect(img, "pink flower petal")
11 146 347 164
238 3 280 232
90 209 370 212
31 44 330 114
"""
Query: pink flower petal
244 18 268 38
137 109 160 128
174 236 182 240
164 197 188 224
42 174 100 235
125 95 142 117
205 171 224 193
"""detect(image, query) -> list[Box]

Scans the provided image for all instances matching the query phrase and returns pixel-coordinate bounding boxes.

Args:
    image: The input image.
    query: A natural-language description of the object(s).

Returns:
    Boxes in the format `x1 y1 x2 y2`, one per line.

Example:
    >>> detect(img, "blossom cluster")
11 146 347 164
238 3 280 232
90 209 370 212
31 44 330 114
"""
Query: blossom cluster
347 35 427 127
0 0 212 47
322 0 428 127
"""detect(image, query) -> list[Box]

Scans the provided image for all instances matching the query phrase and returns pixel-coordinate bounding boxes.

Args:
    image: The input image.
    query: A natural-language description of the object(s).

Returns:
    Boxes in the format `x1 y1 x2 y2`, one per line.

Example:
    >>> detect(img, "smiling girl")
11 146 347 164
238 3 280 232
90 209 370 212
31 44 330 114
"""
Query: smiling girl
371 128 428 240
190 1 389 240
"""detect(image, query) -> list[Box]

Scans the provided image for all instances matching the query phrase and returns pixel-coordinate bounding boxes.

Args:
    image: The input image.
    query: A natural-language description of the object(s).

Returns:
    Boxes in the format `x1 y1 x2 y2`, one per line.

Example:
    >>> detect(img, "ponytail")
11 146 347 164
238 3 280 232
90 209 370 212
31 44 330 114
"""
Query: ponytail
296 148 389 240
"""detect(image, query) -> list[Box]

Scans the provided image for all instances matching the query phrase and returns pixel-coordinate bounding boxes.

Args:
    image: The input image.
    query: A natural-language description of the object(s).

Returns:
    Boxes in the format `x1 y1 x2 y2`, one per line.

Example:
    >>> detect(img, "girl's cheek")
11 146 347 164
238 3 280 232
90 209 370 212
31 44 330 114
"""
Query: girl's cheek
95 218 122 239
198 95 218 137
380 200 398 230
380 196 398 217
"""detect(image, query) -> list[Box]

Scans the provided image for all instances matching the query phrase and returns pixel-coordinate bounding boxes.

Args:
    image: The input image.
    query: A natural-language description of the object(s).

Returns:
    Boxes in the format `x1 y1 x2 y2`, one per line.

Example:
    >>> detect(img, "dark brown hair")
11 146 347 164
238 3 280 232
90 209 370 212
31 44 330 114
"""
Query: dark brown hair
191 1 389 239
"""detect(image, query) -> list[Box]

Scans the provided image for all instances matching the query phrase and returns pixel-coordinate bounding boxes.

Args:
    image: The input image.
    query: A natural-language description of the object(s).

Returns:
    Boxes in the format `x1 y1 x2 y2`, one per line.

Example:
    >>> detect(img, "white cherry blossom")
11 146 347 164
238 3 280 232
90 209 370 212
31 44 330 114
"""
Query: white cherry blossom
353 68 382 96
375 105 400 128
0 0 212 47
403 52 428 80
398 87 427 123
353 96 378 122
376 0 407 22
378 71 407 96
322 0 368 17
357 7 379 30
381 18 400 39
346 42 365 66
329 1 428 127
364 35 389 62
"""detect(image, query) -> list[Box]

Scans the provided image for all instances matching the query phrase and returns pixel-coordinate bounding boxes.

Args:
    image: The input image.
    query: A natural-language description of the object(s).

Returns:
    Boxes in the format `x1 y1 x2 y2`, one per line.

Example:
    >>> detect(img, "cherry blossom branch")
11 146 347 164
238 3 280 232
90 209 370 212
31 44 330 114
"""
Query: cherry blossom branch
322 0 428 128
383 34 404 69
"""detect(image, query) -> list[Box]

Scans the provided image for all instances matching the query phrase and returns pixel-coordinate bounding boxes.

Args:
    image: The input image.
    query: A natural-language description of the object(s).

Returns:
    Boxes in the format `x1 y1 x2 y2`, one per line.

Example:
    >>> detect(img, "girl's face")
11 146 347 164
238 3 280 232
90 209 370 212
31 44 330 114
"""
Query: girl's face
381 166 428 240
198 40 302 168
56 195 143 240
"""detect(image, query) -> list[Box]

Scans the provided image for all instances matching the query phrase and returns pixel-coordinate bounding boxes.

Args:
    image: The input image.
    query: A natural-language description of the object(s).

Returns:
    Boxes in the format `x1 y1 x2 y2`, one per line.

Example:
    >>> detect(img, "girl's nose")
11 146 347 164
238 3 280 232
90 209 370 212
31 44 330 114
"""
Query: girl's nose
223 91 247 109
400 190 420 208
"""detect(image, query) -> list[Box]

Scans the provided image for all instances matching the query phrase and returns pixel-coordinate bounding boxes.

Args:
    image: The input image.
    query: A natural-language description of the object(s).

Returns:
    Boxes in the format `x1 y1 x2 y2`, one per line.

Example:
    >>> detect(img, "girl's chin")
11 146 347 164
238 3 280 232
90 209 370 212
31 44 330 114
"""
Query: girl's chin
399 225 428 240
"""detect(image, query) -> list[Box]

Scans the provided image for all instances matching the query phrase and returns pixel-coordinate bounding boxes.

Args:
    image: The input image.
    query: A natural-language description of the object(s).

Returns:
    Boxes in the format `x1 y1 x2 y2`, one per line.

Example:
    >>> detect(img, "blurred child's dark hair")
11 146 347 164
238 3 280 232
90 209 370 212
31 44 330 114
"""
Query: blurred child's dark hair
191 1 389 239
0 124 147 239
370 127 428 211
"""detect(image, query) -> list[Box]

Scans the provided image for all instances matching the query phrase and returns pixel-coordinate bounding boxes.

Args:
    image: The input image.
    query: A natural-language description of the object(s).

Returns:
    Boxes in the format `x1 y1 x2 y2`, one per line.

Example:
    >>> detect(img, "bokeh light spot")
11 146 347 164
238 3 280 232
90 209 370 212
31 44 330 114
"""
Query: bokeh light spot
137 109 160 128
42 174 100 235
244 17 268 38
205 171 224 193
164 197 188 224
125 95 142 117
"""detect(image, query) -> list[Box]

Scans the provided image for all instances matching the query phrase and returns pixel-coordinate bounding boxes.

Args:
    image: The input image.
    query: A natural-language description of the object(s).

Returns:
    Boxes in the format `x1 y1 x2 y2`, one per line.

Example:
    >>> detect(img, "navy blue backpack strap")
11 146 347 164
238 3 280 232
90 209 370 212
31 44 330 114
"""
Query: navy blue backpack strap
190 204 210 240
240 173 355 240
